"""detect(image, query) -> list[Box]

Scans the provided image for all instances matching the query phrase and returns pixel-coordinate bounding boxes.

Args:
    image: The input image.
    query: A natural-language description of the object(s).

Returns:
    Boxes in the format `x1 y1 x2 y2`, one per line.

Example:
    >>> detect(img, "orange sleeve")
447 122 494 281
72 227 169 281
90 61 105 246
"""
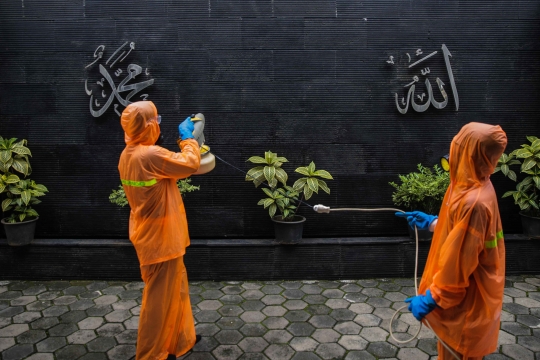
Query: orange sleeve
147 139 201 179
430 206 486 309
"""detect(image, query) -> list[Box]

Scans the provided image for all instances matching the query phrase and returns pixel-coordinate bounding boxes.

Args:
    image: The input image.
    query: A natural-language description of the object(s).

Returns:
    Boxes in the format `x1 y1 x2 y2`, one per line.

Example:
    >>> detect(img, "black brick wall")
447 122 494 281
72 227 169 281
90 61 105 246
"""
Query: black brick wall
1 0 540 239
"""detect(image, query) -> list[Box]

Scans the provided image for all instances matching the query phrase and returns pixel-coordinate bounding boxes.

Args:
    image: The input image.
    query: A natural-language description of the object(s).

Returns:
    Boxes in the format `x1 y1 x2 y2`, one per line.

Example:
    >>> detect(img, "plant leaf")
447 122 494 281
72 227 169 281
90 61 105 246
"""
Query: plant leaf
521 158 537 172
275 168 288 186
304 186 313 200
0 150 11 164
262 188 274 198
515 148 533 158
32 184 48 192
11 145 31 156
307 162 316 174
307 177 319 193
313 170 333 179
269 204 277 217
265 151 275 164
295 167 310 177
257 199 266 205
501 164 509 176
21 190 31 205
317 179 330 194
292 178 307 191
2 198 12 212
11 158 30 176
19 213 26 222
5 174 20 184
275 157 288 163
247 156 267 164
264 166 276 183
263 198 275 209
508 170 517 182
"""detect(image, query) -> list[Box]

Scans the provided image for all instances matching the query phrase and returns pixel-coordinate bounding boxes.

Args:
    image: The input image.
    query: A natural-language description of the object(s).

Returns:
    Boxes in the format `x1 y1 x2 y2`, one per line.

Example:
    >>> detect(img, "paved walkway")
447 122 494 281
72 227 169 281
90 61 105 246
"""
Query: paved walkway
0 276 539 360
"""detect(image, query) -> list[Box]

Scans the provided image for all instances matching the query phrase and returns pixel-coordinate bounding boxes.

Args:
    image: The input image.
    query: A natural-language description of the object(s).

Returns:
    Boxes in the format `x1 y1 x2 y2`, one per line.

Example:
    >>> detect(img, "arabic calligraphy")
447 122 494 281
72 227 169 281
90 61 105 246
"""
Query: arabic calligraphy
84 42 155 118
388 44 458 114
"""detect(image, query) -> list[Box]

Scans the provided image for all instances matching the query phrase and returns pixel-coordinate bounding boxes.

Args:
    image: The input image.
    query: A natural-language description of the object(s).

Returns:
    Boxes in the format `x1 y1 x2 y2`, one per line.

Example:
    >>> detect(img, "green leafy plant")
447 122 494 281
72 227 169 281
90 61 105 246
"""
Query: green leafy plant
246 151 333 220
0 137 48 223
389 164 450 215
109 178 200 207
495 136 540 216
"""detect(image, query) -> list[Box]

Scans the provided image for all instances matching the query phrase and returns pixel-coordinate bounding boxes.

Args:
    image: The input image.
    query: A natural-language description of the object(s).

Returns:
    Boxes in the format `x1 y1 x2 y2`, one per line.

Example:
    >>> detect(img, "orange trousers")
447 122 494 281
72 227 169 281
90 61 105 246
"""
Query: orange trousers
438 341 483 360
136 256 196 360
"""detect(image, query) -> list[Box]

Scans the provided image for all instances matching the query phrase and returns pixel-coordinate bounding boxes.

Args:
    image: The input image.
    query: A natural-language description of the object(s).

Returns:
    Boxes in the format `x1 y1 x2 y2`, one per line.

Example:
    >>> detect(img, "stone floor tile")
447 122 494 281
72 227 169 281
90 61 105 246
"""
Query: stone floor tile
212 344 243 360
202 282 224 290
315 343 345 359
239 337 270 352
263 306 287 317
516 297 540 308
1 343 34 360
106 344 136 360
354 313 382 327
262 317 288 330
25 354 55 360
417 338 438 356
321 289 344 299
79 316 104 330
505 288 527 298
124 315 139 329
304 295 327 305
37 291 61 301
309 315 336 328
11 295 37 306
27 300 52 311
197 323 221 336
36 336 66 352
263 329 293 344
284 300 308 310
340 284 362 293
261 295 286 305
360 326 389 342
502 343 535 360
285 310 310 322
518 335 540 352
215 330 244 345
339 334 368 350
30 317 59 330
305 305 331 316
484 354 513 360
325 299 350 309
362 288 384 298
201 290 224 300
217 317 245 330
199 300 223 311
196 310 222 323
105 310 131 323
264 344 294 360
97 323 126 337
86 282 109 292
0 306 24 318
374 307 399 320
0 337 15 352
112 300 138 311
0 316 10 328
344 350 376 359
367 297 392 308
397 347 429 360
0 323 28 337
222 285 244 295
87 336 117 352
349 303 374 314
330 308 356 321
241 301 265 311
86 305 113 317
23 285 47 296
287 322 315 337
517 314 540 327
334 320 361 335
67 329 97 344
290 352 322 360
515 283 538 292
43 305 69 317
118 290 141 300
290 337 319 352
53 295 78 306
283 290 305 299
367 341 398 358
301 285 323 295
115 329 138 344
312 328 340 343
13 311 41 323
379 283 401 292
498 329 516 346
193 336 219 352
261 285 283 295
239 323 267 337
344 293 368 303
55 344 87 360
501 322 532 336
58 310 86 324
406 324 436 339
219 305 244 317
241 311 266 323
501 310 515 322
0 291 23 300
243 290 265 300
64 286 87 296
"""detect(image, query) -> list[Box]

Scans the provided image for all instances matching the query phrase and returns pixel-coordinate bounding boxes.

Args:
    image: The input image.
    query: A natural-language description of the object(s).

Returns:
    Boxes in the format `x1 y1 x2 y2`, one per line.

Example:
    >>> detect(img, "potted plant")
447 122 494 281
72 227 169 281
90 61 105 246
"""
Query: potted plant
245 151 333 244
389 163 450 241
109 178 200 207
0 137 48 246
495 136 540 239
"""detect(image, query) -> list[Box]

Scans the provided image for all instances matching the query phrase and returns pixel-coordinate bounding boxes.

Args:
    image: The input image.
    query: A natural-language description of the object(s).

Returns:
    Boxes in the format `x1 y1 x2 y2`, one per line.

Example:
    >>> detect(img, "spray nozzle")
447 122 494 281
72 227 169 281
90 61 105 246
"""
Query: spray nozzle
313 204 331 213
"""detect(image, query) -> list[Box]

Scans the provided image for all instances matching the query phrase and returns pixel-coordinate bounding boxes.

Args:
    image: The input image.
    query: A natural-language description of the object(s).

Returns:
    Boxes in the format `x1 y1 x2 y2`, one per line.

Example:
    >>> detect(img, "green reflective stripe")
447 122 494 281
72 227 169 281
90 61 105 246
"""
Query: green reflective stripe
486 230 504 249
121 178 157 187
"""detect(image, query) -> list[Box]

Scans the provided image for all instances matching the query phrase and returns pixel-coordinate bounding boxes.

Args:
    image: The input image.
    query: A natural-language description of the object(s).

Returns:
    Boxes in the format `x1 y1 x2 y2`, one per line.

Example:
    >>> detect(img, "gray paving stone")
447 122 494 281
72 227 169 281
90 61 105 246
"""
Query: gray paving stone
360 326 389 342
304 295 327 305
306 305 331 315
124 316 139 330
243 290 265 300
16 329 46 344
78 316 104 330
86 282 109 292
46 281 70 291
97 323 125 337
321 289 344 299
239 337 270 352
264 344 294 360
262 317 289 330
309 315 336 328
379 283 401 292
262 295 286 305
79 354 108 360
263 306 287 317
105 309 131 322
501 321 531 336
13 311 41 323
312 328 340 343
0 291 22 300
519 335 540 352
501 310 515 322
515 282 538 292
334 321 361 335
59 310 87 324
396 347 429 360
0 306 24 317
23 285 47 296
101 286 125 296
0 323 28 336
505 288 527 298
287 322 315 337
281 282 302 290
86 305 113 317
339 334 368 350
193 336 219 352
201 290 224 300
240 323 268 337
222 285 244 295
242 282 264 290
11 295 37 306
241 300 265 311
349 303 374 314
261 285 283 295
1 343 34 360
285 310 310 322
315 343 346 359
202 282 224 290
518 314 540 327
301 285 323 295
87 336 117 352
30 316 59 330
330 308 356 321
502 343 534 360
215 330 244 344
291 337 320 353
504 302 531 315
68 329 97 344
241 311 266 323
112 300 138 311
27 300 52 311
196 310 222 323
55 344 87 360
25 354 55 360
212 344 243 360
222 295 244 305
217 317 245 330
115 329 138 344
344 293 368 303
284 300 308 310
64 286 87 295
43 305 69 317
199 300 223 311
498 329 516 346
130 305 141 316
344 350 376 360
283 290 305 299
340 284 362 293
367 341 398 358
354 314 382 327
38 291 61 301
290 353 322 360
374 307 398 320
36 336 66 352
196 323 221 336
417 338 438 356
0 316 10 328
107 344 136 360
118 290 141 300
263 329 293 344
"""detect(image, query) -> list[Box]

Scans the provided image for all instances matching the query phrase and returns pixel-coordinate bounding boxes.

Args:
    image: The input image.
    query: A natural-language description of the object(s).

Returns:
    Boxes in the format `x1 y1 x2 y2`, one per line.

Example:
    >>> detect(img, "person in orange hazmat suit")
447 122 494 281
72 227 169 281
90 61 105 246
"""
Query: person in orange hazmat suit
118 101 201 360
395 122 507 360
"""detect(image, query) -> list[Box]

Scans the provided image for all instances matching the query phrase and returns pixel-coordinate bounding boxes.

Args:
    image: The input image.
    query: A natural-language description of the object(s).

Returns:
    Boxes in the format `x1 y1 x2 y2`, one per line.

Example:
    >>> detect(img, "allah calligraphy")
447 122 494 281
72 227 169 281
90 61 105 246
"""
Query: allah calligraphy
84 42 155 117
387 44 458 114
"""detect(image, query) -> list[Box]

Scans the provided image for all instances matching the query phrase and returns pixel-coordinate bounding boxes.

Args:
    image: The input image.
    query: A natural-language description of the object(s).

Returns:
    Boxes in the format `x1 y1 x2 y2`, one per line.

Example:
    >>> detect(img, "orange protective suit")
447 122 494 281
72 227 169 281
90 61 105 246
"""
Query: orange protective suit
419 122 507 359
118 101 200 360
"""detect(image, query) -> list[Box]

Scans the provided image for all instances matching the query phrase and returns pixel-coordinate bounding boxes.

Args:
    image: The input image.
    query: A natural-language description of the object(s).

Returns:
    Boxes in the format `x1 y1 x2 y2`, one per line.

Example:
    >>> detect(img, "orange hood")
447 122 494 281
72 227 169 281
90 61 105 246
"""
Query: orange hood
121 101 160 146
449 122 507 188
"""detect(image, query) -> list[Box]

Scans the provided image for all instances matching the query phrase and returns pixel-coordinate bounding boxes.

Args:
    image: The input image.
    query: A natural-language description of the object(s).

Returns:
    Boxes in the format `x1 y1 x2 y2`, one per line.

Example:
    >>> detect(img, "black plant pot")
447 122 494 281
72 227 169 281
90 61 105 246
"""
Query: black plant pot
1 217 38 246
520 211 540 239
407 225 433 241
272 215 306 245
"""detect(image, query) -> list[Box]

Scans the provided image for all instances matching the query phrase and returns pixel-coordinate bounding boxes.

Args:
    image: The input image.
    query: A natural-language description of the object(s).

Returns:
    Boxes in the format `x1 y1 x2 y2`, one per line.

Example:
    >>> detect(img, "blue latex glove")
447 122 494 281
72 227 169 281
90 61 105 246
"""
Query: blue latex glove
405 289 437 321
178 116 195 140
395 211 437 231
